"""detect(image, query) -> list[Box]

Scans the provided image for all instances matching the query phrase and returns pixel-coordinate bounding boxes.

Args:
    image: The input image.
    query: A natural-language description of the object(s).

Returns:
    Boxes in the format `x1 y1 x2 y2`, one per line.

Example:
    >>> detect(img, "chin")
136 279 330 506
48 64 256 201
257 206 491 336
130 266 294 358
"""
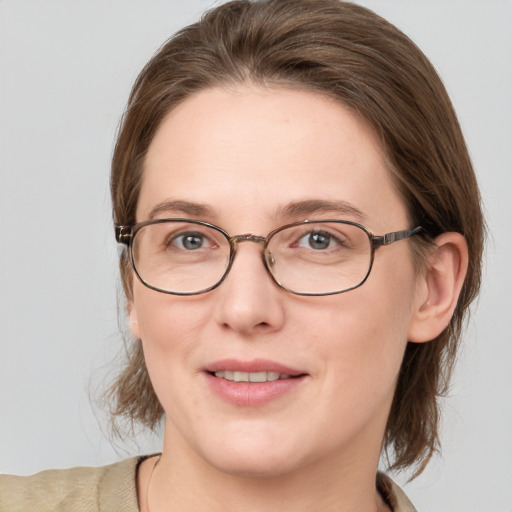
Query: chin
209 452 302 479
196 430 314 479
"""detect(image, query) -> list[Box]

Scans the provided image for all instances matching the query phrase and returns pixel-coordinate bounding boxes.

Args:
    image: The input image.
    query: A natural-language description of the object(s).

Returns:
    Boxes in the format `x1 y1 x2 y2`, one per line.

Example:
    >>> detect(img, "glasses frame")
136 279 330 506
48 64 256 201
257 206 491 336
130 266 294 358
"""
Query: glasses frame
115 218 423 296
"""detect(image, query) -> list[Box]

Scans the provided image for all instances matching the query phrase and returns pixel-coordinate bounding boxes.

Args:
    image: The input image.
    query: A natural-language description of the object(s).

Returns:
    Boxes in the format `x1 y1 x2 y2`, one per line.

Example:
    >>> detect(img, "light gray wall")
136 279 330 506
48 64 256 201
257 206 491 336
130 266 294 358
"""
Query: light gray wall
0 1 510 510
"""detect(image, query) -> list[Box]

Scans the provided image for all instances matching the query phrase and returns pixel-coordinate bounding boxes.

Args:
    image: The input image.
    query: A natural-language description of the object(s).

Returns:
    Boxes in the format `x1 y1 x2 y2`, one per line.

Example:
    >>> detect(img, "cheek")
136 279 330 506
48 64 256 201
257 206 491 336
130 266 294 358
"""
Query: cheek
318 297 408 380
309 263 416 393
129 286 210 412
129 284 210 378
132 282 205 341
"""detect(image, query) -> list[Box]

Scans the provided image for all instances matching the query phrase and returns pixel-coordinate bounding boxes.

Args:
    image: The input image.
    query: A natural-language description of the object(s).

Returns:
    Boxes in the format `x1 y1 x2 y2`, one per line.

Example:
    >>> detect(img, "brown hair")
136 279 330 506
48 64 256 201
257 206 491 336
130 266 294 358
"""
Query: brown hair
109 0 484 475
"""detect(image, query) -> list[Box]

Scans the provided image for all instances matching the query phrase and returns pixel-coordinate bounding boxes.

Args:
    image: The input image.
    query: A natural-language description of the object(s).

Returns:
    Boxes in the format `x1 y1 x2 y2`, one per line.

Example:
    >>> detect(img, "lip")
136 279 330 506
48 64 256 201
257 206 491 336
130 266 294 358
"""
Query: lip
204 358 308 407
205 358 304 375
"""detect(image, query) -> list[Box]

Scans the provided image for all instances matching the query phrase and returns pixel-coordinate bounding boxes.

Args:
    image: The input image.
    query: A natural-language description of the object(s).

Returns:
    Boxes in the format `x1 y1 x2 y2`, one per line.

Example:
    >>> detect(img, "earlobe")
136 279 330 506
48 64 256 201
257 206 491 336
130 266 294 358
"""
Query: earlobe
128 302 141 340
408 232 468 343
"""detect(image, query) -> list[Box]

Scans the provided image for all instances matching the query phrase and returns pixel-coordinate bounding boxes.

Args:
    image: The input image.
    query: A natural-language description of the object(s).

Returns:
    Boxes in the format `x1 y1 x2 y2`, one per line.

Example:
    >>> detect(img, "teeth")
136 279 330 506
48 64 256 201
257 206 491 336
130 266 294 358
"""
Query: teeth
234 371 249 382
214 371 289 382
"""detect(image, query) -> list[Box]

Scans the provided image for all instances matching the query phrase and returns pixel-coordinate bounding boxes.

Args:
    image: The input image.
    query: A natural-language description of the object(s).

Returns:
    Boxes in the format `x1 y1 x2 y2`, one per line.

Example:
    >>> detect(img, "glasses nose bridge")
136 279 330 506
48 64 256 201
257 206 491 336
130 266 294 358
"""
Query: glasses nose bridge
225 233 276 289
229 233 268 247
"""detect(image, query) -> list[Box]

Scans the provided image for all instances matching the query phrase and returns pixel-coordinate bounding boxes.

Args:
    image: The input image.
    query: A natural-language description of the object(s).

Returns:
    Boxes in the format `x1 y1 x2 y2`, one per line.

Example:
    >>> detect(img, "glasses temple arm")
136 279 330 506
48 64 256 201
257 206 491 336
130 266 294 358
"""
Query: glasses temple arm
115 225 133 245
372 226 423 247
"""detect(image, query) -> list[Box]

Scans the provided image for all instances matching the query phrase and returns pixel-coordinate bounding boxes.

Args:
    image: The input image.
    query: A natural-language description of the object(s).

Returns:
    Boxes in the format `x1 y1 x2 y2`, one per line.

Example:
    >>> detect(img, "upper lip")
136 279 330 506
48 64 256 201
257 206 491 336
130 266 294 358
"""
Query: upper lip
205 358 306 376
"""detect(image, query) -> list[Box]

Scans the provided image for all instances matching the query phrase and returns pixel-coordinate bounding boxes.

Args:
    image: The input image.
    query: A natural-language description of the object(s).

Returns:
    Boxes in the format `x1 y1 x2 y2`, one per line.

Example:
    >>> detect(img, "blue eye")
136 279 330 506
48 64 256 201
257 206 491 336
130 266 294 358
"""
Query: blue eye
172 232 207 250
298 231 338 250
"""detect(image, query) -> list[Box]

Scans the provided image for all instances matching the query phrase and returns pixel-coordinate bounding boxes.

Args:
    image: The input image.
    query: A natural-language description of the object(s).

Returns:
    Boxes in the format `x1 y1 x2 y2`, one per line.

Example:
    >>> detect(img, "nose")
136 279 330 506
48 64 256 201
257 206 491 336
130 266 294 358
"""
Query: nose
212 241 286 336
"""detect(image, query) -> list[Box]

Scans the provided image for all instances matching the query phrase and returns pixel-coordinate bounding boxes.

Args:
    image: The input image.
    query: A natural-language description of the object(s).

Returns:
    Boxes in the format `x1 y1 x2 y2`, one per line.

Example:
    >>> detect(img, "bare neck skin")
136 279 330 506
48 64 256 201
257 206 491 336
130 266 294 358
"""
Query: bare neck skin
137 423 392 512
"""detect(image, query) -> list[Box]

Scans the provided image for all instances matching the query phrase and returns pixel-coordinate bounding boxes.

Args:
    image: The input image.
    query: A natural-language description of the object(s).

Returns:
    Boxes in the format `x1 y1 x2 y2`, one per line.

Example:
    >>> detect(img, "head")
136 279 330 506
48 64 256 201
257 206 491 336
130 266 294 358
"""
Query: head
109 0 484 476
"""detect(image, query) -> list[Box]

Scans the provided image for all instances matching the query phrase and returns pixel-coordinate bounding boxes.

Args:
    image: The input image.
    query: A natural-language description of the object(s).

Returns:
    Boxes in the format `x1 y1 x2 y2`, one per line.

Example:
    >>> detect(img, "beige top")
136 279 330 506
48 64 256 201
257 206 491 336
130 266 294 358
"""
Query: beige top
0 457 417 511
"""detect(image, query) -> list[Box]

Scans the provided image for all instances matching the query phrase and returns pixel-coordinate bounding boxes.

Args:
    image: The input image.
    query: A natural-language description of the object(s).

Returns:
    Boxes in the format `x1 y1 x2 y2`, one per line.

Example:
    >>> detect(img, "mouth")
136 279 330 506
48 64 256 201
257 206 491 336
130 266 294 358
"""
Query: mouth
205 359 306 381
210 370 295 382
204 359 307 406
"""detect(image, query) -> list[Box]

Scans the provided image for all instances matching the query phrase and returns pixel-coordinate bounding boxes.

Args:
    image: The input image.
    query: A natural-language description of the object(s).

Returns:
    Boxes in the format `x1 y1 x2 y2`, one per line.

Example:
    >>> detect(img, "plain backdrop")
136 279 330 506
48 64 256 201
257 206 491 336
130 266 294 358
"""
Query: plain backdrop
0 1 511 510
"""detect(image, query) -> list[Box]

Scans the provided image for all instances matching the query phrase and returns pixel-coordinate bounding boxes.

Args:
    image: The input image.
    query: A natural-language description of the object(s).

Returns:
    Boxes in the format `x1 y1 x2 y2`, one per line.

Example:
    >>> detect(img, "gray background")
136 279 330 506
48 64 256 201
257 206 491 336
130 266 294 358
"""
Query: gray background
0 1 511 510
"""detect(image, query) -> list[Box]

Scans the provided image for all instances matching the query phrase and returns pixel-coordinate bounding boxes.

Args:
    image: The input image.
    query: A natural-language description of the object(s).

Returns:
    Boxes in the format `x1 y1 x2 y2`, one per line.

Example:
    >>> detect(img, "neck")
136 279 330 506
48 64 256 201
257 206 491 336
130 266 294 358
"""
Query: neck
141 430 389 512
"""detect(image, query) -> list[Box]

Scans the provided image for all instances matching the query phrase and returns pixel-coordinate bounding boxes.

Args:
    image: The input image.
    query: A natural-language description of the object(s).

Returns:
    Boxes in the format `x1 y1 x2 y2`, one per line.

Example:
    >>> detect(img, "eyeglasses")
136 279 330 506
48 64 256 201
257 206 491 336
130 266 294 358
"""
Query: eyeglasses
115 219 423 296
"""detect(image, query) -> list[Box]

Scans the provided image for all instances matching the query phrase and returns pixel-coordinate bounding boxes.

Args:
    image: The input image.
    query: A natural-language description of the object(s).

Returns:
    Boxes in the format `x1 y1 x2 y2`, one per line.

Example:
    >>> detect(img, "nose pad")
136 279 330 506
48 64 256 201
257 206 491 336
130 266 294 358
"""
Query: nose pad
263 250 277 284
265 250 276 268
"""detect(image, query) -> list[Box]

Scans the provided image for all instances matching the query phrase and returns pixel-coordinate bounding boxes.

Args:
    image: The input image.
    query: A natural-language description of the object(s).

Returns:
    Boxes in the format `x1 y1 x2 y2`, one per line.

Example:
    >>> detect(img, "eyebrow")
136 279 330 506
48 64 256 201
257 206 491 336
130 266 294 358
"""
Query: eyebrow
148 200 215 220
277 199 366 222
146 198 366 223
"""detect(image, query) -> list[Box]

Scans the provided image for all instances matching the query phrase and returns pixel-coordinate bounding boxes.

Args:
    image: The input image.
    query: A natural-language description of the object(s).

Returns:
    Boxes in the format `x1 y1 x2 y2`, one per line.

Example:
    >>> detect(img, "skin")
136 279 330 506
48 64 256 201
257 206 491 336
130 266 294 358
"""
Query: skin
130 85 467 512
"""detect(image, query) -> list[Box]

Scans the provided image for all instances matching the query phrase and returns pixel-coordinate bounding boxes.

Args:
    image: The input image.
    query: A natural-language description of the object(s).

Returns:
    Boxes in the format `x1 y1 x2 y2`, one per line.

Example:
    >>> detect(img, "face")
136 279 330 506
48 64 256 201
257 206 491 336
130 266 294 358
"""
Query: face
129 85 423 478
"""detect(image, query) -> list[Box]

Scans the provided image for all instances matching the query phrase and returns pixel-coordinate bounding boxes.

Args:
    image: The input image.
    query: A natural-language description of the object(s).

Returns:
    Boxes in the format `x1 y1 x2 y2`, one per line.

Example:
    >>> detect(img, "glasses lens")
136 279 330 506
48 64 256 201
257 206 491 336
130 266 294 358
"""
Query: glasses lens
267 222 372 294
132 221 231 294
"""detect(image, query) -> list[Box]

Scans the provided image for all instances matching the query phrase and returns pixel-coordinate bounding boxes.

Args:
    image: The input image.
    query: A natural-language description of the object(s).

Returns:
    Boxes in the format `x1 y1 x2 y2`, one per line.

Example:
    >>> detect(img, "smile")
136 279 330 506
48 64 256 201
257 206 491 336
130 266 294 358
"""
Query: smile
205 359 307 406
213 371 291 382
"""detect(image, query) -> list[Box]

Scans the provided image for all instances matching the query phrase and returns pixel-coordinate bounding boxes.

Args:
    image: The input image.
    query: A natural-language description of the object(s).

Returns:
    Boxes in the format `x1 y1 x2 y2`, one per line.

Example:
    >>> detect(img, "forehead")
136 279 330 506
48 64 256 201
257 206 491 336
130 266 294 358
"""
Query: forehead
138 85 408 231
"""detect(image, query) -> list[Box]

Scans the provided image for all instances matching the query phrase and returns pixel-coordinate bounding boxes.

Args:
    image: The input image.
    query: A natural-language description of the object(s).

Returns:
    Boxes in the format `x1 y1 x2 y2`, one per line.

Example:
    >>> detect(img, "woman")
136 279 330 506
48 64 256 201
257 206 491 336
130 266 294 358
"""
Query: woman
0 1 484 510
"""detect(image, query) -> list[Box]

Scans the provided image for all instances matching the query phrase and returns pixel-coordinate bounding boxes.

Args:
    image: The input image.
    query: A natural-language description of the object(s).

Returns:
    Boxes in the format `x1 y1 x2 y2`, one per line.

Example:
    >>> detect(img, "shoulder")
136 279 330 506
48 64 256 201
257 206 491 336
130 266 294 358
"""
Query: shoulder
0 457 142 512
377 472 417 512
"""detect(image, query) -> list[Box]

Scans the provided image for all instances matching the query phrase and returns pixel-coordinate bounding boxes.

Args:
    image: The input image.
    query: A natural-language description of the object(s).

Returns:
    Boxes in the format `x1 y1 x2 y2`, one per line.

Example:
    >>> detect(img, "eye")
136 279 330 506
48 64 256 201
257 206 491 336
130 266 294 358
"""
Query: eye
297 230 340 250
170 231 212 251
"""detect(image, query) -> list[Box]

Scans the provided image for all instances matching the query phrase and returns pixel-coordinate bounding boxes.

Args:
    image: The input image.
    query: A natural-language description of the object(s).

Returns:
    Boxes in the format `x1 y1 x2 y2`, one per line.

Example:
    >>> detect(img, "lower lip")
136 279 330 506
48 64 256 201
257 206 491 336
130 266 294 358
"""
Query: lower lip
205 373 307 407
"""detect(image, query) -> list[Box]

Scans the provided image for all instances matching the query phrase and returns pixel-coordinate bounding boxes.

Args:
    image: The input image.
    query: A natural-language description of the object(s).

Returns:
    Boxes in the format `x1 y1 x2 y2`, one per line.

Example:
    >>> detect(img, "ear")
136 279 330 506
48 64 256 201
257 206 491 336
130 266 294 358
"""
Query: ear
408 232 468 343
128 301 142 340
